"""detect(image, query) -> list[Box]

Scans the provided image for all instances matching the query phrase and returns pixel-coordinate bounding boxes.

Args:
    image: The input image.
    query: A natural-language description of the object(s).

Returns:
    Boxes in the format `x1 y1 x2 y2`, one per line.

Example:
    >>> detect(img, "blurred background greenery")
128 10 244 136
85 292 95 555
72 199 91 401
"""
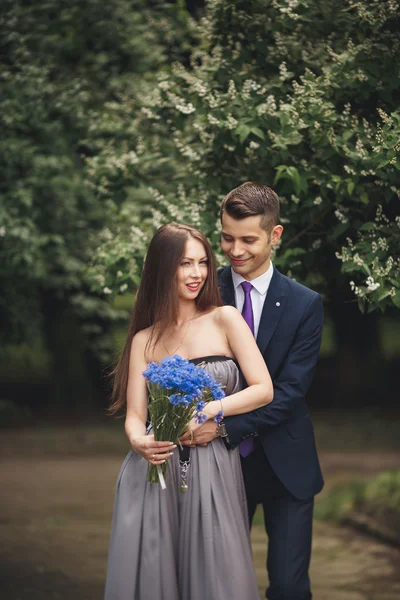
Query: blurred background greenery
1 0 399 424
0 3 399 594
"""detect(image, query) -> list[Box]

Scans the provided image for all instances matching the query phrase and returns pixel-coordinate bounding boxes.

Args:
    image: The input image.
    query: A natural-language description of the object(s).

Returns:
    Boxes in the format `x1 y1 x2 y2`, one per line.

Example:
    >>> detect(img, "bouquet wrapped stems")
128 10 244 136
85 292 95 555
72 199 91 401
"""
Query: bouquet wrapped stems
147 384 195 486
143 356 225 489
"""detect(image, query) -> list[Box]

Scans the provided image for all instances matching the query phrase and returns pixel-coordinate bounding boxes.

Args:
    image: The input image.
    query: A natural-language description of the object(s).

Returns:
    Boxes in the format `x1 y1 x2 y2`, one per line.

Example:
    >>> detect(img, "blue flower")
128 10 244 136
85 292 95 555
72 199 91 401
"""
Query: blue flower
195 400 206 412
214 410 224 424
194 412 207 425
143 355 226 428
211 385 225 400
169 394 183 406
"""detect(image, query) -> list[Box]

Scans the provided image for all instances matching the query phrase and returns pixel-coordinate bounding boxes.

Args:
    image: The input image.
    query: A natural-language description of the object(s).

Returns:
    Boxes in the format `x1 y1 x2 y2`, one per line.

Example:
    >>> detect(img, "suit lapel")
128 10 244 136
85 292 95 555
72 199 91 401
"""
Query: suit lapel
218 267 236 307
256 267 286 355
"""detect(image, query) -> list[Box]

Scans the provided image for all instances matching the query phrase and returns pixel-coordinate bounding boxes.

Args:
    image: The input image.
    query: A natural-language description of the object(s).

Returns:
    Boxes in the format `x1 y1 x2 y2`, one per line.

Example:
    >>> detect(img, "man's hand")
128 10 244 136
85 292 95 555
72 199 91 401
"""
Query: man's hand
180 420 218 447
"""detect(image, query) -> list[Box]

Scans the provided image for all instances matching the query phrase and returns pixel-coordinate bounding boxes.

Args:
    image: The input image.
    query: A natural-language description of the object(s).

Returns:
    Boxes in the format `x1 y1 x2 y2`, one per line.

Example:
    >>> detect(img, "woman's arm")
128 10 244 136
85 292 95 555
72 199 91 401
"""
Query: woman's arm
125 331 176 464
202 306 273 421
225 292 323 444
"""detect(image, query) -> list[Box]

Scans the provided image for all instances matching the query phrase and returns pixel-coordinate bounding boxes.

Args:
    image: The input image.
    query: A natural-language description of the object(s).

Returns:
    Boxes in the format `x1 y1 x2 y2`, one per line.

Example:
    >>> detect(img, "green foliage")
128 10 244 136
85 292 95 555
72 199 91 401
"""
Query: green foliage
315 470 400 542
0 0 193 360
87 0 400 312
315 480 366 521
366 471 400 512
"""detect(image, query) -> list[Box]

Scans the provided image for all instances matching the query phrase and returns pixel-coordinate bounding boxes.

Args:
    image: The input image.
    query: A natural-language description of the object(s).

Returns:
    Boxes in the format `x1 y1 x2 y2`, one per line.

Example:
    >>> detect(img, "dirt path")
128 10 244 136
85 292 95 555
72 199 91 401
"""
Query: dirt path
1 454 399 600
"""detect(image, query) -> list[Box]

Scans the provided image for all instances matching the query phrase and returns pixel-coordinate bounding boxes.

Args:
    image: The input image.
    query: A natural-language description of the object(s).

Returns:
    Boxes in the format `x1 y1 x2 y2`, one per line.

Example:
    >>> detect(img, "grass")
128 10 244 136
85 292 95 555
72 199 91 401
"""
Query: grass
314 471 400 545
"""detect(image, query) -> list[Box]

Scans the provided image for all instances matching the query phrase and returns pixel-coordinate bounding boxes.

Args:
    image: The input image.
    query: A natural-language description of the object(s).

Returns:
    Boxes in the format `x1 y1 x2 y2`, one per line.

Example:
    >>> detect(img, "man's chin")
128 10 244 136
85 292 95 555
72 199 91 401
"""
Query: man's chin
229 259 251 273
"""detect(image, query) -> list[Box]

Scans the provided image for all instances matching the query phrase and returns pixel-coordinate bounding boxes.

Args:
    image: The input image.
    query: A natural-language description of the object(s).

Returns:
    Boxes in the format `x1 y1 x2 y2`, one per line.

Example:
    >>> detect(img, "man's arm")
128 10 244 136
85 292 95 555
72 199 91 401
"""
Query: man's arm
225 293 324 446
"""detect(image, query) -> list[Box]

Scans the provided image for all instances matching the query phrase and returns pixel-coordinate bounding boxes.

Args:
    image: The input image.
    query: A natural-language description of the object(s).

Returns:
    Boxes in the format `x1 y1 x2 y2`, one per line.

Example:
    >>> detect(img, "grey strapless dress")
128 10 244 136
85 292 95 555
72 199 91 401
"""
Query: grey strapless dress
104 356 260 600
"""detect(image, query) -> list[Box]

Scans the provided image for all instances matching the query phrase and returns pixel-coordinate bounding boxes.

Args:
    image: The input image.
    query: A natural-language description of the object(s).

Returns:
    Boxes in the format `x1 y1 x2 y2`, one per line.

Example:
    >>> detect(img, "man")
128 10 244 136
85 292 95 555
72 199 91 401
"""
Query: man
190 182 324 599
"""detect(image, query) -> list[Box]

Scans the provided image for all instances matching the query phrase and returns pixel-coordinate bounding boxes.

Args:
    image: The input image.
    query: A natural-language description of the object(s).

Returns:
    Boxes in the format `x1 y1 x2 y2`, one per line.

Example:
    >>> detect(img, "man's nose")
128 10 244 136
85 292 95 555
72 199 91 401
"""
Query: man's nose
231 243 245 257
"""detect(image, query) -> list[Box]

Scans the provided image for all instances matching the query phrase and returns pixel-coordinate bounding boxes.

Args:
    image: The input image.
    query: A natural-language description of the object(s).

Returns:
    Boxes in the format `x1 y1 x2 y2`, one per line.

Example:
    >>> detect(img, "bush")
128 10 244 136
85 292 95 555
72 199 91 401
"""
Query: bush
315 470 400 544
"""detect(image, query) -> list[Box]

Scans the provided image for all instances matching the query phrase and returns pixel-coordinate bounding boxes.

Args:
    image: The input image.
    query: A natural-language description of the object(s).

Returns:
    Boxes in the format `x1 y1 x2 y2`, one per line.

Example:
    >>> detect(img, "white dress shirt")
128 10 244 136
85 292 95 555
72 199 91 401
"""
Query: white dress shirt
231 262 274 339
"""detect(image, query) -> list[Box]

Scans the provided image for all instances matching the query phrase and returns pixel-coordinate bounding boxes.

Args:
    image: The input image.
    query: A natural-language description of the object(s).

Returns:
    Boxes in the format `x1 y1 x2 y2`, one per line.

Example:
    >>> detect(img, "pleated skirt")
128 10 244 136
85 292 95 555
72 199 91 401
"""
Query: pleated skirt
104 439 260 600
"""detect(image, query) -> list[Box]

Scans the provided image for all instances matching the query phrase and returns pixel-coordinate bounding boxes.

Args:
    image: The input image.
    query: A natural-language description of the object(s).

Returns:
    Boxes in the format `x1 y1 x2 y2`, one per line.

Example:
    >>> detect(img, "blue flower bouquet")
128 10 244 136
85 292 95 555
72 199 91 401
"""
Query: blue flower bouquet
143 355 225 488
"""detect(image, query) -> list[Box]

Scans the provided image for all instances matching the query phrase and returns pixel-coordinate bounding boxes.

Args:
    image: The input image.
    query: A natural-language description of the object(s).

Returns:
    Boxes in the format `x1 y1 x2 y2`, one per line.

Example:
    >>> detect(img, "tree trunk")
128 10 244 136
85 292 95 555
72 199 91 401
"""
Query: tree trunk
42 293 98 420
329 300 384 408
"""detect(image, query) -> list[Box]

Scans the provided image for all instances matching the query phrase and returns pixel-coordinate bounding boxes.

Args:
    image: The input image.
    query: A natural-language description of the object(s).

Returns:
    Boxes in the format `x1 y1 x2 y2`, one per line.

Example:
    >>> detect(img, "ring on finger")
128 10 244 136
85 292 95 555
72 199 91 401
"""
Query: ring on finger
152 453 156 460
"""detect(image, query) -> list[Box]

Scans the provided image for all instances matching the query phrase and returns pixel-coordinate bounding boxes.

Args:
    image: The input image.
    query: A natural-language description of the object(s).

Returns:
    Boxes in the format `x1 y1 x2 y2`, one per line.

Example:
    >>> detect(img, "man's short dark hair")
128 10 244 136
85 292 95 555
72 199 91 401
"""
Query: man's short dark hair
220 182 280 231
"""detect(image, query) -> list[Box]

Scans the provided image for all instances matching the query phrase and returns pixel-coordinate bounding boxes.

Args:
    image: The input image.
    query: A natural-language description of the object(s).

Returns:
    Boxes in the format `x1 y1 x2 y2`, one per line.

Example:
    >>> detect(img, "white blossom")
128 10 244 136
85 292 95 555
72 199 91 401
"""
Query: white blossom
158 80 171 92
312 238 322 249
225 114 238 130
366 276 380 292
176 102 196 115
228 80 237 99
279 62 289 81
207 114 220 126
335 209 348 224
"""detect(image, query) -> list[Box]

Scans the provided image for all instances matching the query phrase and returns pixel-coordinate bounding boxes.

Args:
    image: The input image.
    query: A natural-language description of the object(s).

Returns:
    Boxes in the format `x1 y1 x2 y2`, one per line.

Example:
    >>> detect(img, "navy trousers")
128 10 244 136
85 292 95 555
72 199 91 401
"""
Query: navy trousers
242 439 314 600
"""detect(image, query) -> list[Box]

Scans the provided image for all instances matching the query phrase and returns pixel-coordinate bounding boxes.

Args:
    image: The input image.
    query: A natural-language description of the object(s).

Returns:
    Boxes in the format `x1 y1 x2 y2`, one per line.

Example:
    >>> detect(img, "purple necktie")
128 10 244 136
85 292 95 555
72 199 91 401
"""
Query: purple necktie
239 281 255 458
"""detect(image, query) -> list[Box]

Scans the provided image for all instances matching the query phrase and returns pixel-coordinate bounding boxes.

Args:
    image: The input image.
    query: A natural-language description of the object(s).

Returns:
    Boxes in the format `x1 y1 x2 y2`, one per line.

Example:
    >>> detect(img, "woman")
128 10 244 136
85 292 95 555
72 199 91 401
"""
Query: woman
104 222 273 600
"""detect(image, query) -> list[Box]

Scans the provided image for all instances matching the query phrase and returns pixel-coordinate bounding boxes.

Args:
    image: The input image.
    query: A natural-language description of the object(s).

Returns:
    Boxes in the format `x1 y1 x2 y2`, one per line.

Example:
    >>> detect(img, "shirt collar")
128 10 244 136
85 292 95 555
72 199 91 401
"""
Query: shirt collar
231 262 274 296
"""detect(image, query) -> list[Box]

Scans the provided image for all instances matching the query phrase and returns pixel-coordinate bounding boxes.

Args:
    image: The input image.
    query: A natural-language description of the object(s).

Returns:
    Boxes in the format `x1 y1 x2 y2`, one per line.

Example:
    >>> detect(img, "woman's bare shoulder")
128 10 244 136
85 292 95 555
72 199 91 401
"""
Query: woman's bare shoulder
131 326 152 350
211 305 242 325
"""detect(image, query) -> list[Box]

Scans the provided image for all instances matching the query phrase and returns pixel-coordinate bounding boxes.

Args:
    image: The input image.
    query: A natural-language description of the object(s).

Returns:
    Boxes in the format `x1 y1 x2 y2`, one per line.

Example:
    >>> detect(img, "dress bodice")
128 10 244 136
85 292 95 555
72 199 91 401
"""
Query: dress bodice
189 355 242 397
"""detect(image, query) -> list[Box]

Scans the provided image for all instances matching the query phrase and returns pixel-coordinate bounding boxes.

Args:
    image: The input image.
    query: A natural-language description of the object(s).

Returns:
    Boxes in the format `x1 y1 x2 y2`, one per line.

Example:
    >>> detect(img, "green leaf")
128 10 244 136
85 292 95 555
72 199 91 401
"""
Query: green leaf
377 159 390 169
250 127 265 140
235 124 251 144
286 166 301 196
357 298 367 313
377 290 392 302
343 130 354 142
274 165 287 185
331 222 349 239
359 222 375 231
347 181 355 195
360 193 369 204
392 292 400 309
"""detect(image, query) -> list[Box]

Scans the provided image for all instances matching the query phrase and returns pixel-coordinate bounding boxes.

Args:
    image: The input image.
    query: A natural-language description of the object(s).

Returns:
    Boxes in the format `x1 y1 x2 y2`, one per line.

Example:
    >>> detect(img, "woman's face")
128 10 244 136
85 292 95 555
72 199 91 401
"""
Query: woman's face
176 237 208 301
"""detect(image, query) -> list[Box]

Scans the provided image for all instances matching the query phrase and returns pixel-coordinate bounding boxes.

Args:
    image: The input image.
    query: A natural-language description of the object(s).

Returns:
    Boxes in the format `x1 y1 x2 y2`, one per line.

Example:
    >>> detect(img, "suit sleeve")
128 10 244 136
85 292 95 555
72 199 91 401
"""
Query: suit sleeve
225 293 324 446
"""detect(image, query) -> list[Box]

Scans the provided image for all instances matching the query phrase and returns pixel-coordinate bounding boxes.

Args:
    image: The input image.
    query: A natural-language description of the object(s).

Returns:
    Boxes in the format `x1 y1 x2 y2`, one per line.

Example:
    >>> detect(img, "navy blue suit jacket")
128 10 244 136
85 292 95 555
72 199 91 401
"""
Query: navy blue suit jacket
218 266 324 500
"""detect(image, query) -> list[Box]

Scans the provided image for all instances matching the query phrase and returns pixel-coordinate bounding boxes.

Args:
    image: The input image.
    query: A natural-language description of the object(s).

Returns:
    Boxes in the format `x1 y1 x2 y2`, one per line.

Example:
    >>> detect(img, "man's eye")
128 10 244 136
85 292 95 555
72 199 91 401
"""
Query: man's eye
244 239 255 244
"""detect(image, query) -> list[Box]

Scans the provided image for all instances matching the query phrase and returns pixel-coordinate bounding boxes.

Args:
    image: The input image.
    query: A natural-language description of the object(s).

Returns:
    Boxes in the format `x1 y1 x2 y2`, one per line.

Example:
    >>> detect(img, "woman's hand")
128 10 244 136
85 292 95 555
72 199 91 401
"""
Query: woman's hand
130 434 176 465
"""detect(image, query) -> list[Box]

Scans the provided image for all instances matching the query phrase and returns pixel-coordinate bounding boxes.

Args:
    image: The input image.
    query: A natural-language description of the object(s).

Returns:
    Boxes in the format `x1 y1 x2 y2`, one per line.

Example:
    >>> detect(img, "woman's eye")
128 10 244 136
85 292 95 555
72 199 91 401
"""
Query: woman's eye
200 261 208 265
181 262 190 266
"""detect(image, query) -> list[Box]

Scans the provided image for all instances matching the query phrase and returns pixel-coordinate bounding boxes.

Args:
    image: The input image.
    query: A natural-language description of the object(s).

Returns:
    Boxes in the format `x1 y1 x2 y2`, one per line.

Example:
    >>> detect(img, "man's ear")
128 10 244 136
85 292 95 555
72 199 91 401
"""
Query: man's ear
271 225 283 246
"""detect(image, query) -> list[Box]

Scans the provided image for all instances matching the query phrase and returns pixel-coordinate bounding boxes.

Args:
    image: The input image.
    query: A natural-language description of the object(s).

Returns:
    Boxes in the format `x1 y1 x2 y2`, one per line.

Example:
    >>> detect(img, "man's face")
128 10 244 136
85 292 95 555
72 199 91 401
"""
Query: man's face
221 212 283 280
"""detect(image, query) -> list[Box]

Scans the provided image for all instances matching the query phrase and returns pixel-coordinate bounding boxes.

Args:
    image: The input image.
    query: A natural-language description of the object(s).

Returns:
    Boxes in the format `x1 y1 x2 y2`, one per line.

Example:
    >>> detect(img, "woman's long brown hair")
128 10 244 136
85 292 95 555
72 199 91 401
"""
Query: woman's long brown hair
109 222 223 414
